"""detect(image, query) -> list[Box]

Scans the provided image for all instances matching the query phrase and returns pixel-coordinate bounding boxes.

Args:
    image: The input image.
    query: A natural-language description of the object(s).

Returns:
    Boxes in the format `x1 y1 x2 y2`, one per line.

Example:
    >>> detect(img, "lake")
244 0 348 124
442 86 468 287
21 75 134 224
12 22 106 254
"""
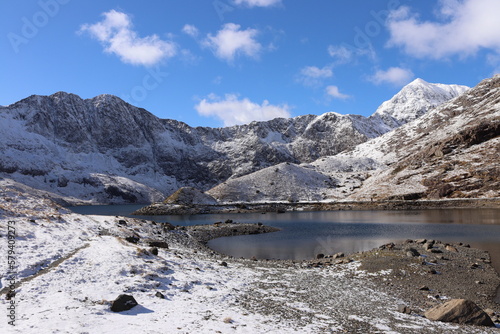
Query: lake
68 205 500 272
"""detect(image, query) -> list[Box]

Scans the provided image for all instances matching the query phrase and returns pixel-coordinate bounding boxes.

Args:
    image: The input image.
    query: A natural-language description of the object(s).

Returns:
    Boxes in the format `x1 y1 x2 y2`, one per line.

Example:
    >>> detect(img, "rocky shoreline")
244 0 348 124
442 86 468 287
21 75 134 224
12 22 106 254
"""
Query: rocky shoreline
132 197 500 215
163 221 500 328
183 222 500 327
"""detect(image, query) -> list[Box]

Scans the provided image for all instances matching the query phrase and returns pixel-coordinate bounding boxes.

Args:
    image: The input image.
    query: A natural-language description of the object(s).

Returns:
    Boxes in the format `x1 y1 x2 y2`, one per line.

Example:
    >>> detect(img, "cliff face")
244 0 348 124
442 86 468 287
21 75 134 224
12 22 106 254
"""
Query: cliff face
0 79 468 204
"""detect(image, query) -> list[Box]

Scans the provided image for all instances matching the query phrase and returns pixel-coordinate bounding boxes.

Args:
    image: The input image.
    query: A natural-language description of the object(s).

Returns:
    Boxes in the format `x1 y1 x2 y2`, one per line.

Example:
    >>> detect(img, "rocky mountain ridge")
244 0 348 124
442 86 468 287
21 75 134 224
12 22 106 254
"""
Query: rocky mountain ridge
208 76 499 203
0 79 469 204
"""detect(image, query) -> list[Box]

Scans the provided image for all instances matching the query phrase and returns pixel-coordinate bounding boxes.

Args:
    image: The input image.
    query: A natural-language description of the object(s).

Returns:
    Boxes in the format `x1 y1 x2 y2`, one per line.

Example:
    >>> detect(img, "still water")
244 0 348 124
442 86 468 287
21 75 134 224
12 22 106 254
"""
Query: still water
68 205 500 271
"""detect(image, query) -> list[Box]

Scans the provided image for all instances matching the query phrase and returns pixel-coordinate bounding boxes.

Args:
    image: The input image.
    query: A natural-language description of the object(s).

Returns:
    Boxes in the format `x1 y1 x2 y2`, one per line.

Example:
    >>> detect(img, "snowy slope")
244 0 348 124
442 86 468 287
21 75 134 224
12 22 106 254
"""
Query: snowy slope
0 79 467 204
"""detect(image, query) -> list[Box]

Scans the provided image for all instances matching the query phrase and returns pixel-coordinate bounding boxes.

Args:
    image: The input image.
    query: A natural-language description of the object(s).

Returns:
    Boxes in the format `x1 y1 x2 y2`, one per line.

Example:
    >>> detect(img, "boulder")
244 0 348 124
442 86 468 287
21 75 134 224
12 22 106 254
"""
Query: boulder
406 248 420 257
424 299 494 327
148 241 169 249
110 294 138 312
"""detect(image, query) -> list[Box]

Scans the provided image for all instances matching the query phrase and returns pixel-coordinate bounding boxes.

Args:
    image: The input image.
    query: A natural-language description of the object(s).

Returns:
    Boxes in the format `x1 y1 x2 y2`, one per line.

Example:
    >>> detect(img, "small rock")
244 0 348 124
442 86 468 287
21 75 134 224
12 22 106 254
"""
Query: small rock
220 261 228 267
149 241 169 249
475 281 483 284
398 305 412 314
150 247 159 256
125 236 139 244
406 248 420 257
445 245 458 252
333 252 345 259
470 263 480 269
110 294 138 312
419 285 430 291
428 268 437 275
155 291 165 299
424 299 495 327
316 253 325 259
415 238 427 244
118 220 127 226
251 256 258 261
430 249 443 254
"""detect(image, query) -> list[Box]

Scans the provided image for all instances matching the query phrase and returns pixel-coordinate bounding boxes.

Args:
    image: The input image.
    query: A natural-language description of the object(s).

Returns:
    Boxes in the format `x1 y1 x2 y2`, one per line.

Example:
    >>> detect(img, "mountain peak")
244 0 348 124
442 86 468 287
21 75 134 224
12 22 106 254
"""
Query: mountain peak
408 78 429 86
370 79 469 130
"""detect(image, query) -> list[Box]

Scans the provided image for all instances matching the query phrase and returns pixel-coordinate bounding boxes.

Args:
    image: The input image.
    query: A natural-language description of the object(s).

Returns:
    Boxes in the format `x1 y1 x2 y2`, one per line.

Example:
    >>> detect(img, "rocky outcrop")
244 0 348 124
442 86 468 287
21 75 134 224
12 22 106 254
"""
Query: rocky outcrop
424 299 495 327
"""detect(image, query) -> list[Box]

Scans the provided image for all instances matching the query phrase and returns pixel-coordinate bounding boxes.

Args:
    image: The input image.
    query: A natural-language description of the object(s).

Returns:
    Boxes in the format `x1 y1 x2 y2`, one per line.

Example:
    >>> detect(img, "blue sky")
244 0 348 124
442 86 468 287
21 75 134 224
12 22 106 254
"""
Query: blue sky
2 0 500 127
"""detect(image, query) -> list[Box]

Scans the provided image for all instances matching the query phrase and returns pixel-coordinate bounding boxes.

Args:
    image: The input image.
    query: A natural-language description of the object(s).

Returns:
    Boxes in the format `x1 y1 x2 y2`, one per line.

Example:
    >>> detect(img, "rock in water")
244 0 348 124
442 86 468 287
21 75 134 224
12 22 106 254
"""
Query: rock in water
110 294 138 312
424 299 494 327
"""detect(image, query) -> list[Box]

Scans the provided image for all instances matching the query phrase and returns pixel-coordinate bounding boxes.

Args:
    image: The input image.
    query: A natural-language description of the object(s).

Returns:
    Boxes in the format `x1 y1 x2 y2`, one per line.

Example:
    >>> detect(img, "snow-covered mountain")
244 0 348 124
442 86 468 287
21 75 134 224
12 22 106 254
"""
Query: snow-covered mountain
0 79 468 204
369 78 469 132
209 76 499 203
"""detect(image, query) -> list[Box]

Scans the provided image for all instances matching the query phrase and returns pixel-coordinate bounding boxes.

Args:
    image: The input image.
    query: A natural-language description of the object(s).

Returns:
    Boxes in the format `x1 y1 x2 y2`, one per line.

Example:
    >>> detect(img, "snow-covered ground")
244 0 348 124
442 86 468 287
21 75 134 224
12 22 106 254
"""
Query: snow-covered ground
1 180 498 333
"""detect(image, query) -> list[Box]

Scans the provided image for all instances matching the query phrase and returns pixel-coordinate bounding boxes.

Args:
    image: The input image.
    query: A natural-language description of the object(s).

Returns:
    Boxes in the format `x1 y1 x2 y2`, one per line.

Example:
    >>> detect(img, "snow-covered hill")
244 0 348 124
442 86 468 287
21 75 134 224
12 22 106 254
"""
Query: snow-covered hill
208 76 498 203
0 79 468 204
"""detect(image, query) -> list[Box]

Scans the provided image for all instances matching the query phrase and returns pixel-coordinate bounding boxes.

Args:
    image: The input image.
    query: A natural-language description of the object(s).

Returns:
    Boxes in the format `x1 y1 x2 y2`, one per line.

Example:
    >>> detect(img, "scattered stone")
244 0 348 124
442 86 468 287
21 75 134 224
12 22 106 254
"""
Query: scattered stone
118 220 127 226
475 281 483 285
149 241 169 249
316 253 325 259
110 294 138 312
220 261 228 267
419 285 430 291
445 245 458 252
424 299 495 327
398 305 412 314
379 242 395 250
155 291 165 299
470 263 480 269
150 247 159 256
404 239 414 244
333 252 345 259
6 290 16 300
125 236 139 244
416 239 427 244
406 248 420 257
163 223 175 231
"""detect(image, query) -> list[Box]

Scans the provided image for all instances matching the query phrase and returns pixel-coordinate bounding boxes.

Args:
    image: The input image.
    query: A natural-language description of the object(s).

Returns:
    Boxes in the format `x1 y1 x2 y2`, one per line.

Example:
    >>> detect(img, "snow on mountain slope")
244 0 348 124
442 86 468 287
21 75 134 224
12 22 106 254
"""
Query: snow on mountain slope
345 75 500 201
369 78 469 132
207 162 338 203
0 78 467 204
207 76 497 203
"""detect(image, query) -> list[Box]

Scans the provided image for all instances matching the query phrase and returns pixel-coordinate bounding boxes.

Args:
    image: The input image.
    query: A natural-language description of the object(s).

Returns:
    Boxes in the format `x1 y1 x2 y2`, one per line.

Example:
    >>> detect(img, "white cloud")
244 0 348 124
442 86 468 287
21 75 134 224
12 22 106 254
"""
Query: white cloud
202 23 262 62
297 65 333 86
195 94 291 126
182 24 199 38
387 0 500 60
79 10 177 66
233 0 282 7
369 67 414 86
327 45 353 64
325 85 350 100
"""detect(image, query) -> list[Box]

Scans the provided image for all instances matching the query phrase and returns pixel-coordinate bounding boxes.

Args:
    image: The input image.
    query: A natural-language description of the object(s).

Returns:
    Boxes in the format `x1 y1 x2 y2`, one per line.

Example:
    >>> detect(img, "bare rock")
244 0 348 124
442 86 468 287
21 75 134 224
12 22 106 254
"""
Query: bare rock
424 299 495 327
110 294 138 312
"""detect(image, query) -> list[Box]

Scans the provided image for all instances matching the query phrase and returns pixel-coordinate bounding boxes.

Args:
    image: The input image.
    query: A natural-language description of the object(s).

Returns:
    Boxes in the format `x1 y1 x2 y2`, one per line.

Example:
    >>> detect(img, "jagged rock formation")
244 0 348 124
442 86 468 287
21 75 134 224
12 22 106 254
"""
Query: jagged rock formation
0 79 468 204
